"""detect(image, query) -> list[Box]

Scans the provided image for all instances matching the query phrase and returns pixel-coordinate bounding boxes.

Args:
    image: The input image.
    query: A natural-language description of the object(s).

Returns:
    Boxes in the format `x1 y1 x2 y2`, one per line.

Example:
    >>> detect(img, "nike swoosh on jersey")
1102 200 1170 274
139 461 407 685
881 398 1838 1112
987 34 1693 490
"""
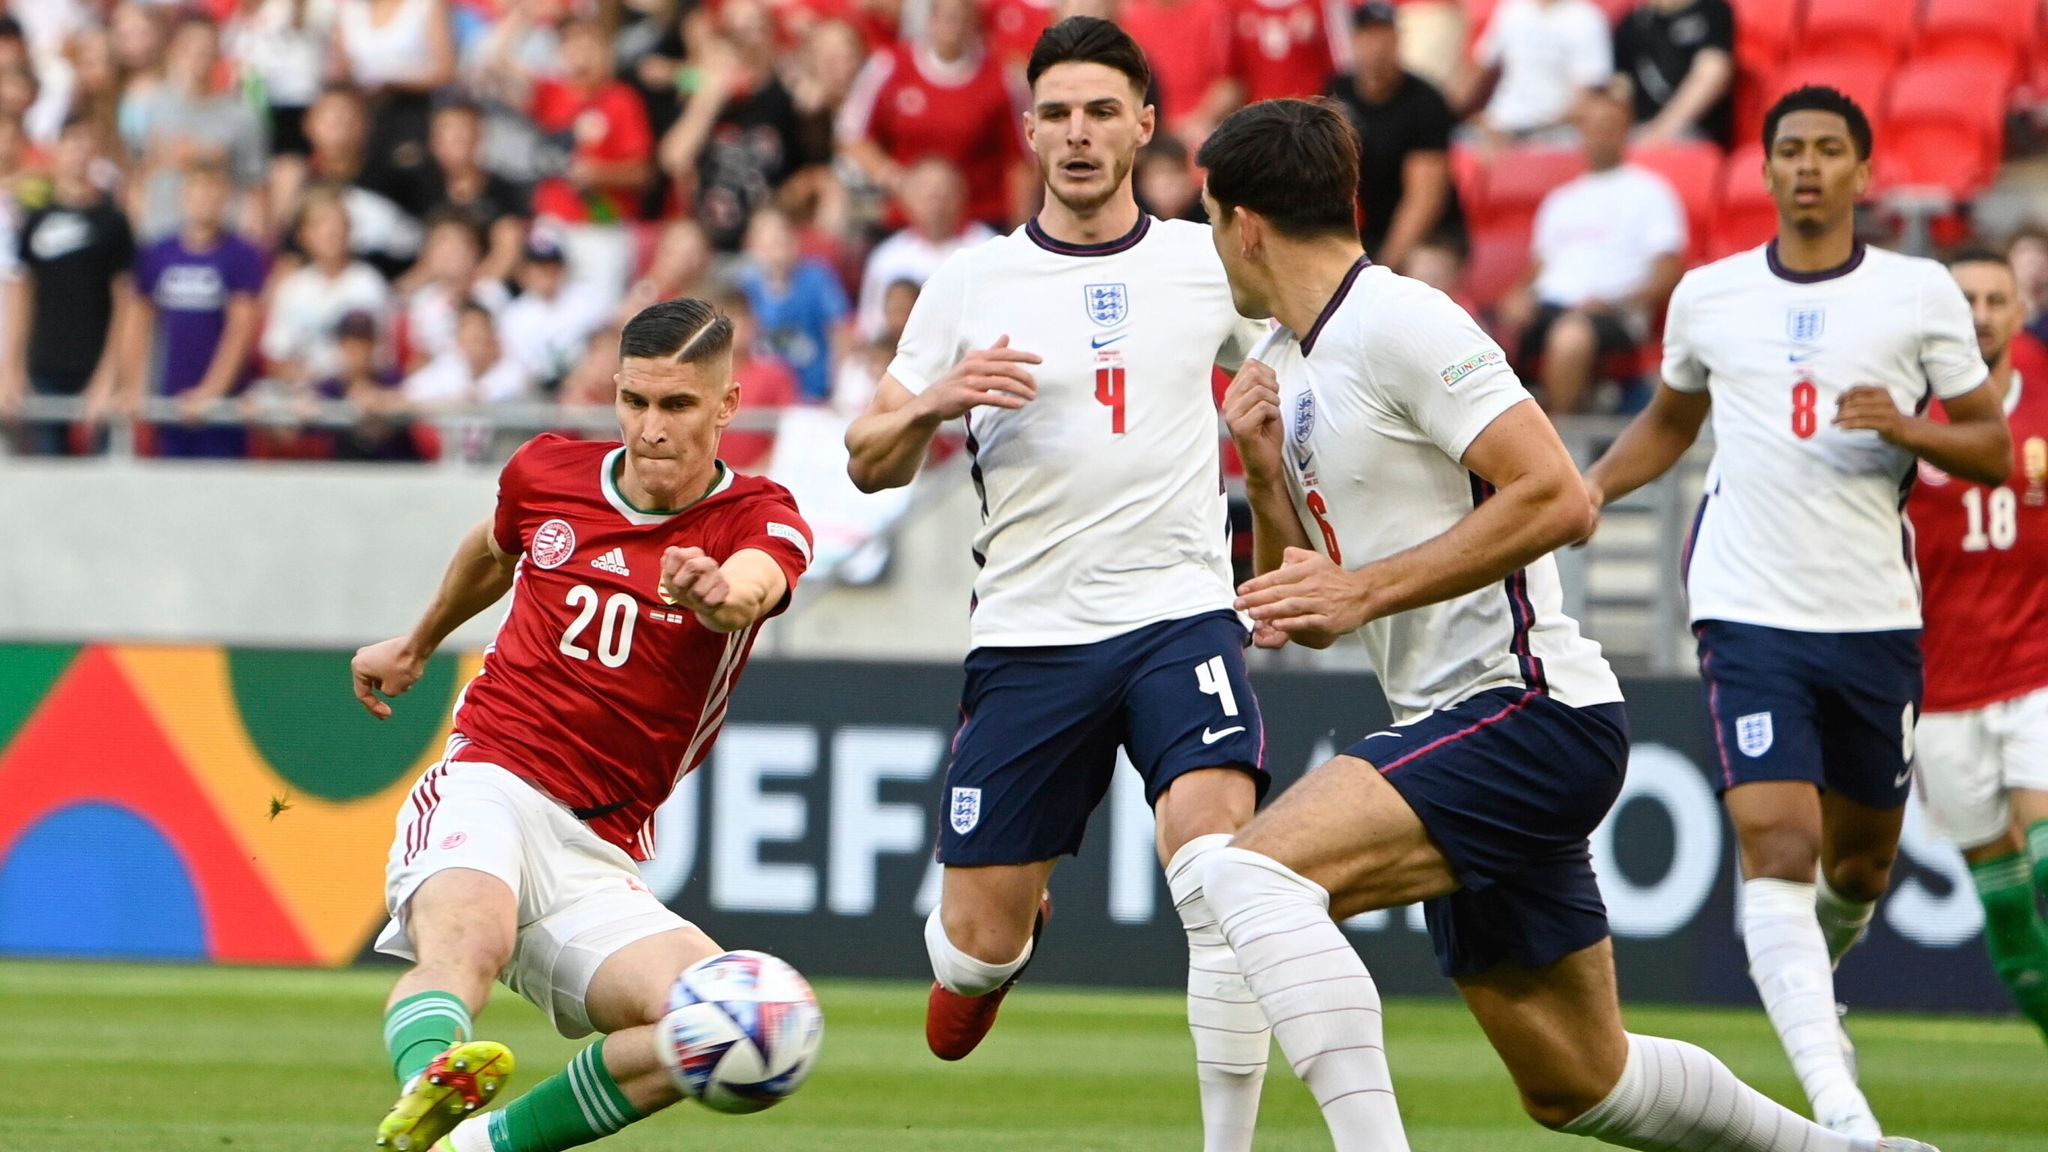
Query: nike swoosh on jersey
1788 350 1821 362
1201 725 1247 744
1090 333 1127 348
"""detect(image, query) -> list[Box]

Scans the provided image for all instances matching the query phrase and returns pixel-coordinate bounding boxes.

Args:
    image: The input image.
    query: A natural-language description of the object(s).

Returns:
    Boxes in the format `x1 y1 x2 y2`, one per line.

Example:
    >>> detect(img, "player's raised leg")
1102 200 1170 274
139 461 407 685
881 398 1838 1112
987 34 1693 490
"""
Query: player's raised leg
376 869 520 1150
440 925 723 1151
1157 768 1265 1152
1461 941 1933 1152
926 859 1056 1058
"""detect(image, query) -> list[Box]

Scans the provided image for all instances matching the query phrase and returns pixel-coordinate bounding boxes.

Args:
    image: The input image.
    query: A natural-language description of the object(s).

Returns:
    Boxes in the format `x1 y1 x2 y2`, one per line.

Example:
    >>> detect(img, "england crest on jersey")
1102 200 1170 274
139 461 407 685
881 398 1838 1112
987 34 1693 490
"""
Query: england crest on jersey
949 787 982 834
1787 308 1825 344
1736 711 1774 758
1085 283 1128 327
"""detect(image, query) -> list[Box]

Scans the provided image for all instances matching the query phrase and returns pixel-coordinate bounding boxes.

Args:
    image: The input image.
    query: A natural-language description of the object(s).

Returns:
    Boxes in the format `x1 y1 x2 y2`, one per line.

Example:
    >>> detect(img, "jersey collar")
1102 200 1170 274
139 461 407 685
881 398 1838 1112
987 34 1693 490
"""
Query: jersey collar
1765 239 1866 284
1025 212 1151 257
601 447 733 526
1300 255 1374 356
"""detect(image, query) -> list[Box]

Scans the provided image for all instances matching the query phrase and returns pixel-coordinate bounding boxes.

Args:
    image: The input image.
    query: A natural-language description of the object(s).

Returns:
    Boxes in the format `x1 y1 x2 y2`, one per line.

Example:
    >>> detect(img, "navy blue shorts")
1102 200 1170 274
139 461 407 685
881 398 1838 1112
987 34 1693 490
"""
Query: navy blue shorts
1347 687 1630 979
937 610 1269 866
1694 620 1921 810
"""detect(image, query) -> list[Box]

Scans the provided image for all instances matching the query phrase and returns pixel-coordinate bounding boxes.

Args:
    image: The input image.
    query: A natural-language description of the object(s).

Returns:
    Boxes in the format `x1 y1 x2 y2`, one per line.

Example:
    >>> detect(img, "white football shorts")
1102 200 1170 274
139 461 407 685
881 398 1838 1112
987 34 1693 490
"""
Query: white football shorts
375 760 691 1037
1915 685 2048 849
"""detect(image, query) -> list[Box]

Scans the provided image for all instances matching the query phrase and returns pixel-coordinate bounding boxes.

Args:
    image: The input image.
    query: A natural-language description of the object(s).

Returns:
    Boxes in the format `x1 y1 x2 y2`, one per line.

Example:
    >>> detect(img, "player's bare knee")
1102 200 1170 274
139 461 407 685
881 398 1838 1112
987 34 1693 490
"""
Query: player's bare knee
1825 852 1895 903
940 902 1035 964
1519 1085 1602 1131
1740 826 1823 881
1547 313 1596 357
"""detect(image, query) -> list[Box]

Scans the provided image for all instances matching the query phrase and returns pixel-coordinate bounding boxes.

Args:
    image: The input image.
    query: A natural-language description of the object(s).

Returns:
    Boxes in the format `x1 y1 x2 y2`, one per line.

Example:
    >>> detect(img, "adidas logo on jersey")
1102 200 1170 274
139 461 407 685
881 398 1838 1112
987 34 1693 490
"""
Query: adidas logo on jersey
591 548 631 576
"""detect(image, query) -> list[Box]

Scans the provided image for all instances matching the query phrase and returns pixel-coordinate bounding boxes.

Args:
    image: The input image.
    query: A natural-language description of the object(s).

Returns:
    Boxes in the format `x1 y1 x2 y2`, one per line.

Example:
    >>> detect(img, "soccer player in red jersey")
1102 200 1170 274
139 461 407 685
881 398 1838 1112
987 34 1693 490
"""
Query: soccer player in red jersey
1910 250 2048 1044
351 297 815 1151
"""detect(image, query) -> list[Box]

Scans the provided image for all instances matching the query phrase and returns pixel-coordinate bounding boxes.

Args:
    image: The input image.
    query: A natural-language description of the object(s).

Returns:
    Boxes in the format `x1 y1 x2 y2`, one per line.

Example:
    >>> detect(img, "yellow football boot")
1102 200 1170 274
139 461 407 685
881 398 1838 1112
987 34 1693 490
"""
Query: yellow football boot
374 1040 515 1151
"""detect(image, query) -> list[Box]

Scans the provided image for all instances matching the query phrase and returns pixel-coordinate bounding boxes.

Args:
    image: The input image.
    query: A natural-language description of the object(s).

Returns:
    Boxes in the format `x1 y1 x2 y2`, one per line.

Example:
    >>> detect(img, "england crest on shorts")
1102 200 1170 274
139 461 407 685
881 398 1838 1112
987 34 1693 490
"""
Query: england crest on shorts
949 787 982 835
1736 711 1774 758
1084 283 1128 327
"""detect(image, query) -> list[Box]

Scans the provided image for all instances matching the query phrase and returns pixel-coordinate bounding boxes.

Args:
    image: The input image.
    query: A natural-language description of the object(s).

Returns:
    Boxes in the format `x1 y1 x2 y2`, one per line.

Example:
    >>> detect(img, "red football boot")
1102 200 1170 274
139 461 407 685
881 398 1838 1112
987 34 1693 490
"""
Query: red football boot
925 892 1051 1061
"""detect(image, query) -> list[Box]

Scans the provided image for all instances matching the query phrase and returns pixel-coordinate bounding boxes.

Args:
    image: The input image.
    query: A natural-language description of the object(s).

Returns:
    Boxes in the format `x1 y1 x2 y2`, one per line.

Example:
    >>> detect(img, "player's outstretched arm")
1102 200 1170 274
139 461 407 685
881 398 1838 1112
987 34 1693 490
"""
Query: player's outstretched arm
350 519 517 719
1835 381 2012 488
660 546 788 633
1581 382 1711 524
1237 402 1596 644
844 338 1041 492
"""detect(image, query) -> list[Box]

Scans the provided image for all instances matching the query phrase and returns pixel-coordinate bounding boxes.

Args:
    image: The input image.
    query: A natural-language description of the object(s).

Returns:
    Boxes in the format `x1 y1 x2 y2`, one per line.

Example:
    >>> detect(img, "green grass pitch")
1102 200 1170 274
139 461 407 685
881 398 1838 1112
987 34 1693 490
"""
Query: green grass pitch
0 960 2041 1150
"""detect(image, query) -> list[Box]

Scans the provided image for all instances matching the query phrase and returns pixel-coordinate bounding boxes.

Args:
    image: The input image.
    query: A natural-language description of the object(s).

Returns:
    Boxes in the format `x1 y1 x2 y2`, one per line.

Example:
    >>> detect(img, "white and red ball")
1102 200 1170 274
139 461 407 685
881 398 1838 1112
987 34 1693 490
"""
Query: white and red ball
655 950 823 1114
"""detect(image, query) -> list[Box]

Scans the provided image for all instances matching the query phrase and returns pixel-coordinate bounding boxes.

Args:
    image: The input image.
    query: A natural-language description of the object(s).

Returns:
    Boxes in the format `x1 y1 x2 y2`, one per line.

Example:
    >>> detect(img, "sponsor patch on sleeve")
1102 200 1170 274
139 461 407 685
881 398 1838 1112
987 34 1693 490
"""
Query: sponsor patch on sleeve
1440 349 1504 387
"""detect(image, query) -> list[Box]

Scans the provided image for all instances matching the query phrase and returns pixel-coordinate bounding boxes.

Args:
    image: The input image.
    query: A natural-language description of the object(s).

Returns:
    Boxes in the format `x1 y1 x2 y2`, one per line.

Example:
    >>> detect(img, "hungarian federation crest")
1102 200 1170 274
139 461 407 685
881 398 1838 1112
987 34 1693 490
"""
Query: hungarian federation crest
949 787 982 835
1084 283 1128 327
1736 712 1774 758
531 518 577 569
1787 308 1825 344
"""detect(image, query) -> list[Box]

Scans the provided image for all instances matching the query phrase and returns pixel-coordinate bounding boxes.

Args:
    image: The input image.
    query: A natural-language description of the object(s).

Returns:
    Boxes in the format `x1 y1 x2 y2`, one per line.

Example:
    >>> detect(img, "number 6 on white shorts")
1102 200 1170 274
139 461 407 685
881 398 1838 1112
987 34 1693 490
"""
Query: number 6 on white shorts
1195 654 1241 718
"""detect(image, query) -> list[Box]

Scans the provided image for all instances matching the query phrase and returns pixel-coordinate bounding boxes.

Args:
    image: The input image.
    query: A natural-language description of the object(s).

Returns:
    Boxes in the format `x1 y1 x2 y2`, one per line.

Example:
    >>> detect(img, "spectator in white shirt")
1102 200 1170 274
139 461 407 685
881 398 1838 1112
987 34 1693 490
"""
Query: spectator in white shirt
1455 0 1612 151
854 157 992 342
402 300 528 407
1500 90 1685 413
497 230 610 393
260 187 389 388
397 211 509 370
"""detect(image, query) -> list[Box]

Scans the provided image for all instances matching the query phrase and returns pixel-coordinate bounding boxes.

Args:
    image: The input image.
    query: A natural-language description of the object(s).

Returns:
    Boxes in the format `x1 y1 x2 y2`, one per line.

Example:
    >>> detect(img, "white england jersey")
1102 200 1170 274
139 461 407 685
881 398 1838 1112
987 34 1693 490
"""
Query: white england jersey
889 215 1267 647
1663 243 1989 632
1258 259 1622 722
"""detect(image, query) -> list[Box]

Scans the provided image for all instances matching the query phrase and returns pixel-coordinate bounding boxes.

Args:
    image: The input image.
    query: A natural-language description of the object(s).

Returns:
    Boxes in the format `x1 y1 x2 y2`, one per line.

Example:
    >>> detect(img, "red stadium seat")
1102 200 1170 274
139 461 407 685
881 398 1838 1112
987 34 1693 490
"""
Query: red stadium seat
1461 224 1532 313
1915 0 2040 84
1464 0 1501 56
1627 139 1722 264
1766 50 1890 125
1709 145 1776 259
1798 0 1916 67
1589 0 1635 26
1727 0 1799 69
1882 59 2011 197
1466 146 1587 235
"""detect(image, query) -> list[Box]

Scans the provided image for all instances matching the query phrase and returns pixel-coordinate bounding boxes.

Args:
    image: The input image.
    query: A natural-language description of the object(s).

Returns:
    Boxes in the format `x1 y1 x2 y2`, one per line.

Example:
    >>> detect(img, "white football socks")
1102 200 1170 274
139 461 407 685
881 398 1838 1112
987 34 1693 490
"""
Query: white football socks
924 904 1032 997
1202 846 1411 1152
1813 871 1876 969
1564 1032 1879 1152
1742 878 1878 1137
1167 834 1270 1152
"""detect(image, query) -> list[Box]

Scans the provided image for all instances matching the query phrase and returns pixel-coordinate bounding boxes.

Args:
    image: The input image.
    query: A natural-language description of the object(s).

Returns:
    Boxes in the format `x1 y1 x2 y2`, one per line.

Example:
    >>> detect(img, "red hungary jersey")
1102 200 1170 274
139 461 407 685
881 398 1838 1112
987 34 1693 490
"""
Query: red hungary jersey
449 435 813 859
1910 336 2048 713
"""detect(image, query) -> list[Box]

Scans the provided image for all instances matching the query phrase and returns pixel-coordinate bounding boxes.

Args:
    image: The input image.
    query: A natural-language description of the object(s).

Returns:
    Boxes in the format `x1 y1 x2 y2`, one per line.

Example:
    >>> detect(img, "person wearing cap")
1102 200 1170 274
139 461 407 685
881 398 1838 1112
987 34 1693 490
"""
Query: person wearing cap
314 307 425 462
1323 2 1465 276
499 230 612 395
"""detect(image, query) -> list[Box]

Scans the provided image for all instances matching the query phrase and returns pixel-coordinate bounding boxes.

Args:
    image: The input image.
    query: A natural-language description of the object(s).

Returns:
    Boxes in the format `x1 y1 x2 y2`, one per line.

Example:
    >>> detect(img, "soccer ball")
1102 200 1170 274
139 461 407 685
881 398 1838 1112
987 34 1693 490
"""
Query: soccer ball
655 949 823 1114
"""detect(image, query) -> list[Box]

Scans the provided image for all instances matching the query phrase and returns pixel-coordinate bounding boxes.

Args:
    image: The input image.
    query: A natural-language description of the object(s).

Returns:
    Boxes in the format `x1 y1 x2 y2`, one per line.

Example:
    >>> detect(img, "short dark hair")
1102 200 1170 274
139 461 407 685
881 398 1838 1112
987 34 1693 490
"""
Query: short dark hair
1764 85 1873 160
1196 98 1359 240
1947 246 2011 271
1026 16 1150 98
620 297 735 365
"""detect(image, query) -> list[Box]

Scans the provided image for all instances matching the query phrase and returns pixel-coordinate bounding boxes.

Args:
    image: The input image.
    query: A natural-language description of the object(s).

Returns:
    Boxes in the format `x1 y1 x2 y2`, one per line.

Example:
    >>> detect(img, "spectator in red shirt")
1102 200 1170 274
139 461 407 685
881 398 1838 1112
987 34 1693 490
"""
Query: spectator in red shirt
487 16 654 306
1119 0 1229 134
836 0 1026 229
1192 0 1350 136
985 0 1056 71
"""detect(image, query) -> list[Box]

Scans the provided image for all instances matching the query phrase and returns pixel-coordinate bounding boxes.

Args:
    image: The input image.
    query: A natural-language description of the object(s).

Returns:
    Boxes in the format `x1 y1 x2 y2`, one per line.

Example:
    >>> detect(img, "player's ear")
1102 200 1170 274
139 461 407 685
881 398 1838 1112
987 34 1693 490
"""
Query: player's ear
1137 102 1155 148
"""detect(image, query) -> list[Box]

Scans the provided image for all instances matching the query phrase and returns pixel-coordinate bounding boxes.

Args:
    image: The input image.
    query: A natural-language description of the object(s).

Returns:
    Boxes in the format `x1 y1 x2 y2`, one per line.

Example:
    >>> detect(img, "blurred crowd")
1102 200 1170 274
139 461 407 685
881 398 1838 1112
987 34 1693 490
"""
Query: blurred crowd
0 0 2043 461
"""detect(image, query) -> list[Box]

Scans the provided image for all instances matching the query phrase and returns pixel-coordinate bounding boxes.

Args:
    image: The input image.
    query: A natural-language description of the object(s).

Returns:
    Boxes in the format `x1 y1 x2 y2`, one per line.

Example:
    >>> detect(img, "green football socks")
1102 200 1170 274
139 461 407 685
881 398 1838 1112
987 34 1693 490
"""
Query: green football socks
2029 819 2048 898
384 991 474 1085
484 1041 644 1151
1970 851 2048 1040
